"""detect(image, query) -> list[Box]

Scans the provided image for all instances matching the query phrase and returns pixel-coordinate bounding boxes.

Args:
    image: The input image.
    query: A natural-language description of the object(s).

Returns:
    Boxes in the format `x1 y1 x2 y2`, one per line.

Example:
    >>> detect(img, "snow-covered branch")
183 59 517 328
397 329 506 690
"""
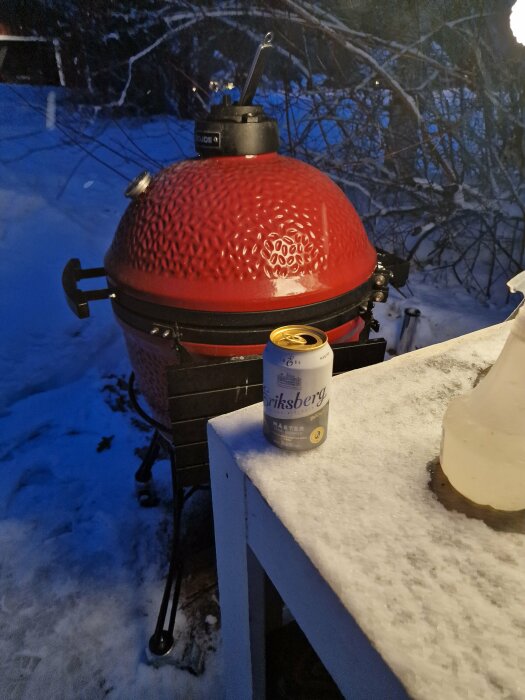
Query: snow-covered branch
35 0 525 299
280 0 422 124
106 18 199 109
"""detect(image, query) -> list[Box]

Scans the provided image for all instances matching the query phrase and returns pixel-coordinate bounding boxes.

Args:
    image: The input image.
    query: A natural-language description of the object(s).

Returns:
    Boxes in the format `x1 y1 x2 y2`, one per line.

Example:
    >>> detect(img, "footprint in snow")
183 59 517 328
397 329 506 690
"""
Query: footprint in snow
12 465 55 492
5 465 81 521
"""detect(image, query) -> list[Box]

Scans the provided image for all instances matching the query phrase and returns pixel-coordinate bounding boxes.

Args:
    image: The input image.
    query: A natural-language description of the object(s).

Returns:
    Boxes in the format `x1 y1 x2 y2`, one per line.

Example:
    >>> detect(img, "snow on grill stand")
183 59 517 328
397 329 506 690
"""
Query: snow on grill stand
61 34 409 666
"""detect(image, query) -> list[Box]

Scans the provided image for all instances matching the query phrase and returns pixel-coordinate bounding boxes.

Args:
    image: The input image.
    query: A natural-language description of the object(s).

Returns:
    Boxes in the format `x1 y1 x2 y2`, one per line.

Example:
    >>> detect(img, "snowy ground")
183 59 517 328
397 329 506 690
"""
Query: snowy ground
0 85 516 699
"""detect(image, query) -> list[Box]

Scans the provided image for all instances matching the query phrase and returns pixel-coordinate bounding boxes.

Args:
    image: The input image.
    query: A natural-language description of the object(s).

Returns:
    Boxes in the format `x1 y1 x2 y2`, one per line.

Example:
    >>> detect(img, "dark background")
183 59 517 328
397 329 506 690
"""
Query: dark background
1 0 524 300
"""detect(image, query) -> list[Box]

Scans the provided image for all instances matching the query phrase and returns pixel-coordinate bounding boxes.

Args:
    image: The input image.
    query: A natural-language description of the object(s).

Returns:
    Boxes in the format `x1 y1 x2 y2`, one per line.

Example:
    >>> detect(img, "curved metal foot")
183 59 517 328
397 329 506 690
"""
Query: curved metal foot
149 630 174 656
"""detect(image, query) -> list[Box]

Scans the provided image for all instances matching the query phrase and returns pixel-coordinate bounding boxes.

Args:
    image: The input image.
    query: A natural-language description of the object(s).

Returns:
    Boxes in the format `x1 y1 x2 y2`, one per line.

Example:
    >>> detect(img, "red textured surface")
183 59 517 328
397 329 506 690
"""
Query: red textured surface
105 153 376 312
179 316 364 357
123 329 175 425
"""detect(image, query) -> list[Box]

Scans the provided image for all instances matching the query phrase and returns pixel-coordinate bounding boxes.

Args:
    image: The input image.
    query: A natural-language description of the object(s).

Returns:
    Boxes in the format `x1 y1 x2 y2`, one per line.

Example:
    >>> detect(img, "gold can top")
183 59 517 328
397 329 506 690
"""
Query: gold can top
269 325 328 351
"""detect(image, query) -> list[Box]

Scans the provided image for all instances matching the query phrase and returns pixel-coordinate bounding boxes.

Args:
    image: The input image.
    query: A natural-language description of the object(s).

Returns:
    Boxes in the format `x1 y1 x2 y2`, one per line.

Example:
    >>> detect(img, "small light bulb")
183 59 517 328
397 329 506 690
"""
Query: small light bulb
510 0 525 45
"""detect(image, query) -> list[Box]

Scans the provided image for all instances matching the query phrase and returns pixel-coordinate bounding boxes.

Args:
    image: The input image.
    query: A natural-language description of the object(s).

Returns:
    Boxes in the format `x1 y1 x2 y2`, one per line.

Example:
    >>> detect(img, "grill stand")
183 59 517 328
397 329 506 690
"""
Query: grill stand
134 429 161 508
128 374 208 660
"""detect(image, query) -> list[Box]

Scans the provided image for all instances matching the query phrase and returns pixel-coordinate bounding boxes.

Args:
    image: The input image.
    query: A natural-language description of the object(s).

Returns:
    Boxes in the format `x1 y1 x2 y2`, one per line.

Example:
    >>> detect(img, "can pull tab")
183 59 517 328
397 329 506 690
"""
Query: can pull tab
283 333 308 346
238 32 273 106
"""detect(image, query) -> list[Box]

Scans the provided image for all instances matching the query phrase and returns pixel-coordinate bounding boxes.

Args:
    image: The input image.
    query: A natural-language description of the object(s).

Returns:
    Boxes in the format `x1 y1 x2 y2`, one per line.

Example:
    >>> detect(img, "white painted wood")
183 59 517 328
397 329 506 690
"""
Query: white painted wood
208 325 518 700
208 420 408 699
246 481 409 700
208 425 266 700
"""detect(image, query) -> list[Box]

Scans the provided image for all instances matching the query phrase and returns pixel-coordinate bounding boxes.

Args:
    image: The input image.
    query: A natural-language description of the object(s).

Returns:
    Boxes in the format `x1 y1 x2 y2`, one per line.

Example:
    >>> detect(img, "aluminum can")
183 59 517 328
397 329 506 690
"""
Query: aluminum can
263 325 333 451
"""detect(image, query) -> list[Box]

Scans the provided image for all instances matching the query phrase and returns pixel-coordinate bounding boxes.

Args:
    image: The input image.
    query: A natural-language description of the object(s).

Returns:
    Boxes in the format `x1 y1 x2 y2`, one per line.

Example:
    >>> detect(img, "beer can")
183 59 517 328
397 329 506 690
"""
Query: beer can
262 325 333 451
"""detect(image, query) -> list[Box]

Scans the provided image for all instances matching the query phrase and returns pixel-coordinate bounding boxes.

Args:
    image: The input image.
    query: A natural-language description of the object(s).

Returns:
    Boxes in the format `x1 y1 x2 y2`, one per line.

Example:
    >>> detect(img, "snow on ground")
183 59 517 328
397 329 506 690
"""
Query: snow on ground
0 84 516 699
1 86 222 700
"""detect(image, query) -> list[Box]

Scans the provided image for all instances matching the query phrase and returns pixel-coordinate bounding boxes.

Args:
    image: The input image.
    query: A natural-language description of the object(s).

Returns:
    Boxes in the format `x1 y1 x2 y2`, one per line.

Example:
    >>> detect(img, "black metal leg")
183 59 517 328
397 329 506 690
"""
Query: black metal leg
135 430 161 508
135 429 161 483
149 441 186 656
128 371 170 509
126 371 206 659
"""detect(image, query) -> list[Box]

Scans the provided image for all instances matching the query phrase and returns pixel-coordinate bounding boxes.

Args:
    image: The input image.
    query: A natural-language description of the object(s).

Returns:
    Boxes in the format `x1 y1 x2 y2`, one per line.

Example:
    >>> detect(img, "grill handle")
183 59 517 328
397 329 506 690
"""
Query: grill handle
62 258 112 318
238 31 273 106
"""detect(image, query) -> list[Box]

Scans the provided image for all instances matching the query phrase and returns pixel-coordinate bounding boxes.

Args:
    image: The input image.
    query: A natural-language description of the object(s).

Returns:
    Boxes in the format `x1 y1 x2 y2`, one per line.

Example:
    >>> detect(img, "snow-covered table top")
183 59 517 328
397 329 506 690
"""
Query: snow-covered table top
210 322 525 700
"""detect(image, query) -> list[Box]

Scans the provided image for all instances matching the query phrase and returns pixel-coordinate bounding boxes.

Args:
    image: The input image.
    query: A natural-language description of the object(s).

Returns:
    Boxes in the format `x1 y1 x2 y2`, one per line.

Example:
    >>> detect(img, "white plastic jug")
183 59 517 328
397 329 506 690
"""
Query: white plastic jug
440 275 525 511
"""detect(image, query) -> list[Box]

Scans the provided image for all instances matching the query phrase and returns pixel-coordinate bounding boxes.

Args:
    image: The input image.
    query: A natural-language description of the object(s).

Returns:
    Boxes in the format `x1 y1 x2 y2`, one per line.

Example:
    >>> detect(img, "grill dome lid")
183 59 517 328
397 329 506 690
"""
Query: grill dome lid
104 151 377 313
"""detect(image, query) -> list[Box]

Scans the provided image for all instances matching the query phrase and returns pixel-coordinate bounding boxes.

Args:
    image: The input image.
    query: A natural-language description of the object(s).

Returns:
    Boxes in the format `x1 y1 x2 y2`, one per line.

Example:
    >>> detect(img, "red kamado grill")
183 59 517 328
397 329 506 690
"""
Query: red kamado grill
62 98 406 430
62 34 408 660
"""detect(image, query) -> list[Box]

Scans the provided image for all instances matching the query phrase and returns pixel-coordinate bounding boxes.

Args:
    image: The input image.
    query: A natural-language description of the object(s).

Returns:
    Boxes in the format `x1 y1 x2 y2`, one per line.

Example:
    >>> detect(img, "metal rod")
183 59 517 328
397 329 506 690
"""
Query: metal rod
128 372 168 433
396 307 421 355
238 32 273 106
134 429 161 483
149 446 185 656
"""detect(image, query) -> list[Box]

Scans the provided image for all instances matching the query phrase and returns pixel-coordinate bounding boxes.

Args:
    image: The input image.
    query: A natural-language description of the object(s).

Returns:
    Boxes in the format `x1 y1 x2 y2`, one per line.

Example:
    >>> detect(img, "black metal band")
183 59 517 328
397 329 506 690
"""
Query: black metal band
111 278 373 346
195 103 279 157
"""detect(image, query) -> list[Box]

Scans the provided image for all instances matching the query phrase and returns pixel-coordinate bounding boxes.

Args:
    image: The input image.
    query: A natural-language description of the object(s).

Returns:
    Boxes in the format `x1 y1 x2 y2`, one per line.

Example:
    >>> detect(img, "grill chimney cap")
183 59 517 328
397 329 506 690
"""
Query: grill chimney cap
194 99 279 157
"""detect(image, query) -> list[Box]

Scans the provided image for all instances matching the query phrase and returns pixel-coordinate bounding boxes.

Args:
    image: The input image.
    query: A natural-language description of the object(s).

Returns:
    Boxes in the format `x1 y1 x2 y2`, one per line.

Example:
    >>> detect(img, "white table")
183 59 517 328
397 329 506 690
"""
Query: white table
208 322 525 700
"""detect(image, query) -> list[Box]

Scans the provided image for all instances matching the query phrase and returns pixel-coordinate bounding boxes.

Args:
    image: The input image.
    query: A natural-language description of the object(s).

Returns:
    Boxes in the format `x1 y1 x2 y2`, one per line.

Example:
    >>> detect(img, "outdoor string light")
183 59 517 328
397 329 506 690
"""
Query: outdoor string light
510 0 525 45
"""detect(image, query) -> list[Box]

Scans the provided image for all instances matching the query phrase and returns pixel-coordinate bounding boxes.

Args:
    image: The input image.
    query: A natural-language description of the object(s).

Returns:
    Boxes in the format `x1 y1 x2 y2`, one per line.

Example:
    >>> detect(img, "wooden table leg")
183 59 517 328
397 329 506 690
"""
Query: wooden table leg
208 427 266 700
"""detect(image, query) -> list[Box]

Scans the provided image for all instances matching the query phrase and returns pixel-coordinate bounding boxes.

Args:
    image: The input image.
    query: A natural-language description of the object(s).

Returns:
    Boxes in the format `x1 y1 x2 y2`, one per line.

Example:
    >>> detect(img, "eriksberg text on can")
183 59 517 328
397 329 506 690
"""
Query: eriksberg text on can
262 325 333 450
